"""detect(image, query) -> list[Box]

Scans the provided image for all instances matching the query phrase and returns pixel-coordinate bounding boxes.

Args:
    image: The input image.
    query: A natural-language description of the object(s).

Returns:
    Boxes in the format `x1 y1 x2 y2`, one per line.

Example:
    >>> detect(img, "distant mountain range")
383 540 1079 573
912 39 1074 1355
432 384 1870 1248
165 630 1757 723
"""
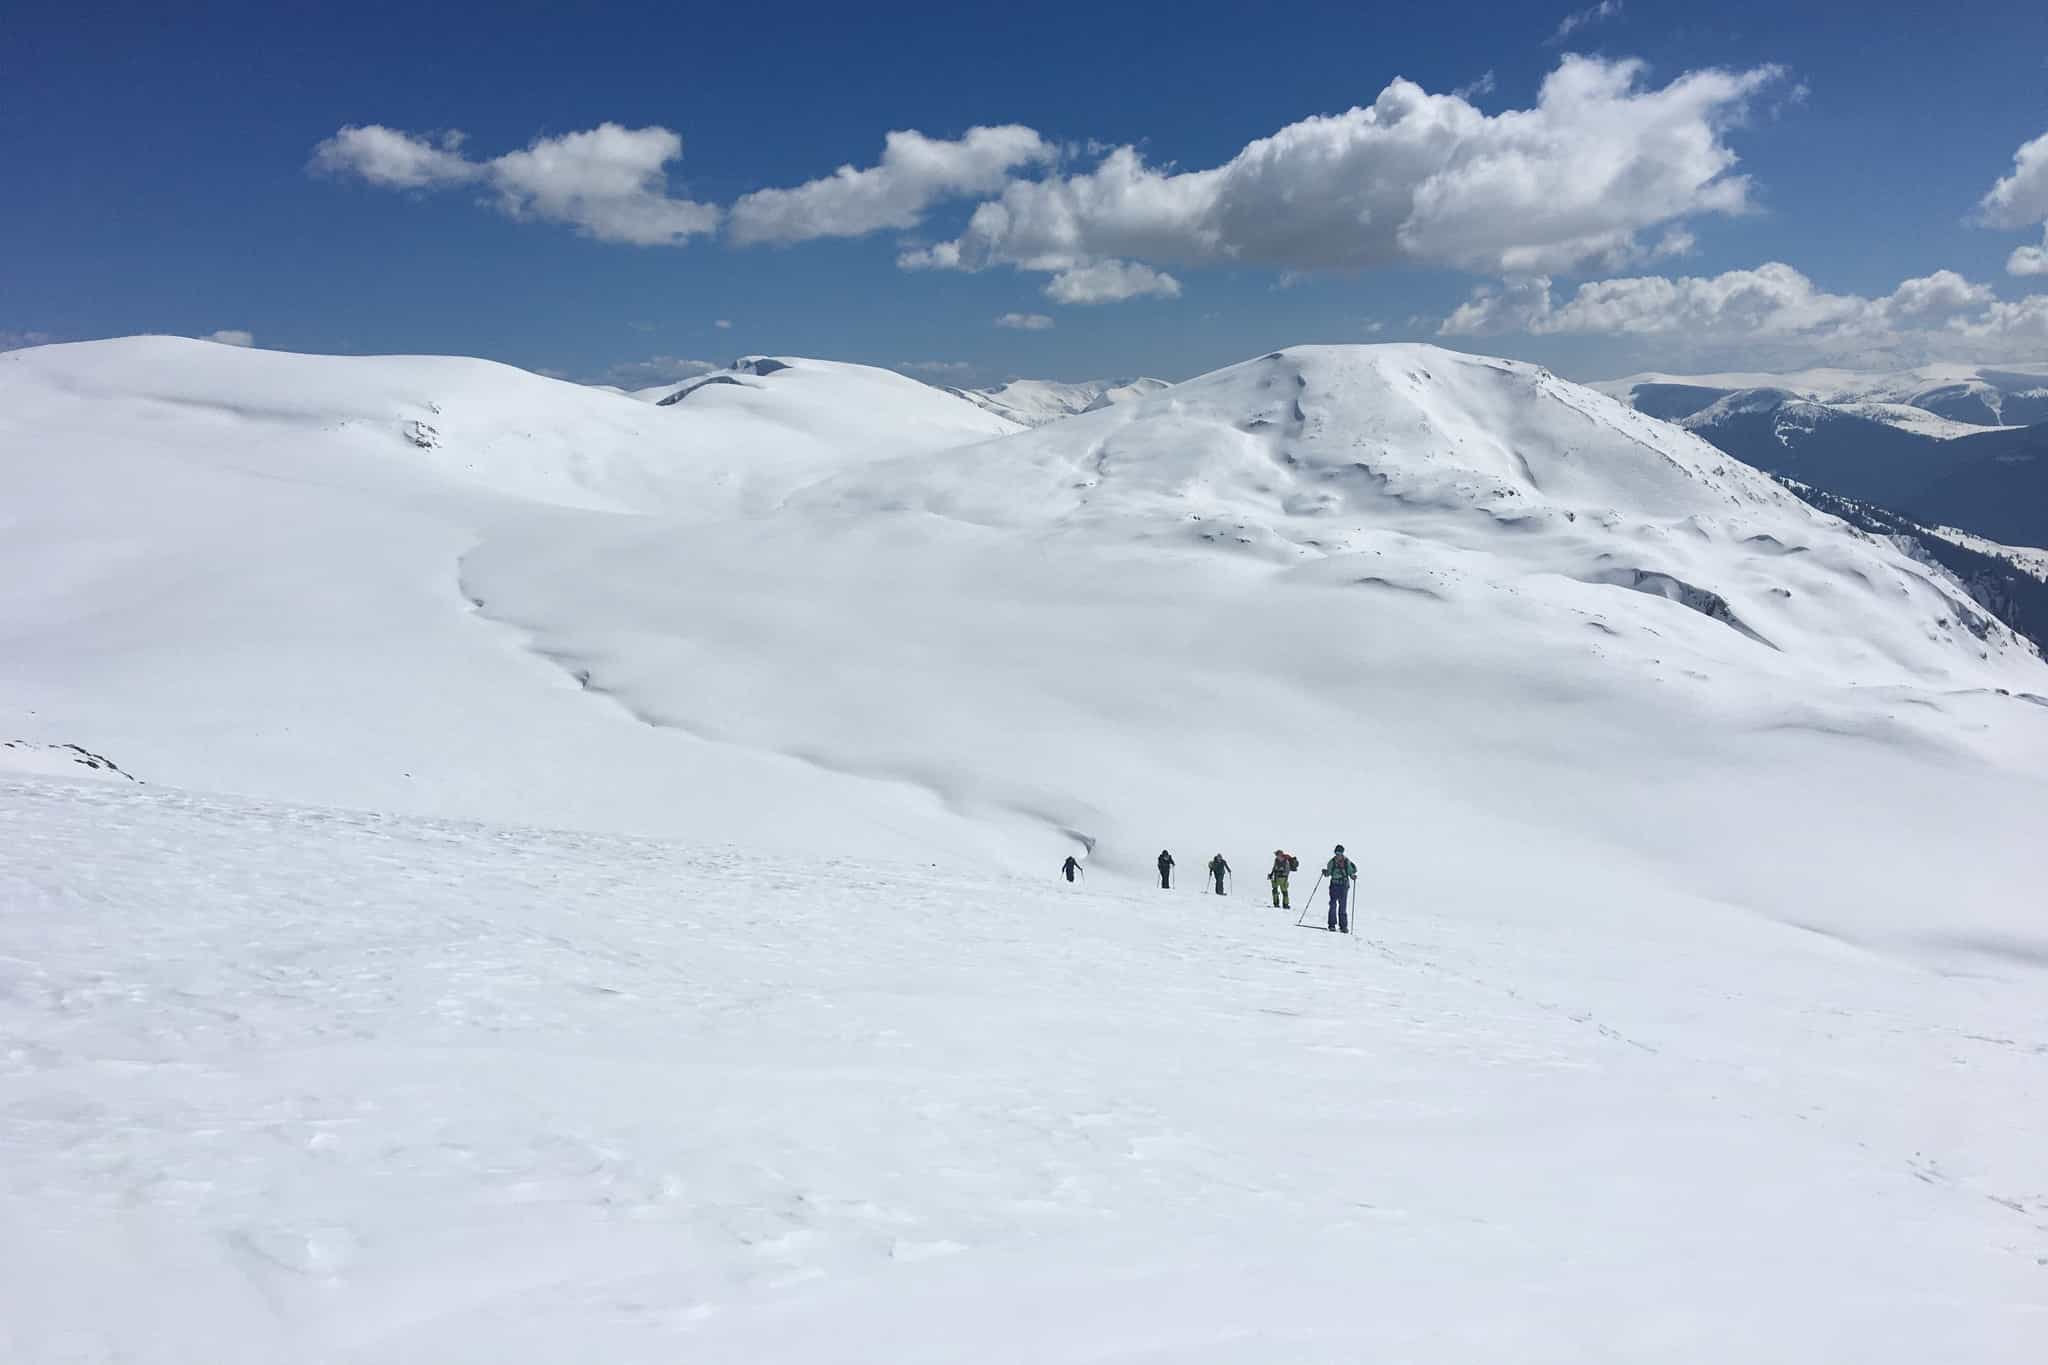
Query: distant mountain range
1593 362 2048 551
943 376 1173 426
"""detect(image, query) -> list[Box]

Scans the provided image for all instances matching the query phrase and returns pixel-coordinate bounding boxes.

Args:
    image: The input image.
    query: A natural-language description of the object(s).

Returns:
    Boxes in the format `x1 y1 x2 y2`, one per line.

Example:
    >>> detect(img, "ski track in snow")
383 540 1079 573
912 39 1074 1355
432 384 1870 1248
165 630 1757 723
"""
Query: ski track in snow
4 773 2045 1363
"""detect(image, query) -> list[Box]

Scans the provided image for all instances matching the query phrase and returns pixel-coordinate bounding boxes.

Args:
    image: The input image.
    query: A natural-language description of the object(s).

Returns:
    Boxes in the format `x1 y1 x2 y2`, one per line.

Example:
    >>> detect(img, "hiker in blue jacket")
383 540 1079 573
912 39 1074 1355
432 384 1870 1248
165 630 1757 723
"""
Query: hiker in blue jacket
1325 844 1359 933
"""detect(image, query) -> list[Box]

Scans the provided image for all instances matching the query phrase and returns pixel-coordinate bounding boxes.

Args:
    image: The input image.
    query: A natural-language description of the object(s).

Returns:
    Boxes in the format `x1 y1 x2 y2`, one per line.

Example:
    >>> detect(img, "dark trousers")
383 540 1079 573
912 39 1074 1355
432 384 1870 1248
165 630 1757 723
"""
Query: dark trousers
1212 873 1226 894
1064 867 1077 883
1327 880 1350 932
1159 869 1172 888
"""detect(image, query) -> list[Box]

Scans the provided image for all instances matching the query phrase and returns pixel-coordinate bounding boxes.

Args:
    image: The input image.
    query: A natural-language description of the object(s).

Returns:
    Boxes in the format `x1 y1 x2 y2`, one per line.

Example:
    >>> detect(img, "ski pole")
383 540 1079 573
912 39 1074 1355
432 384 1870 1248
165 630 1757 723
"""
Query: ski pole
1295 873 1324 928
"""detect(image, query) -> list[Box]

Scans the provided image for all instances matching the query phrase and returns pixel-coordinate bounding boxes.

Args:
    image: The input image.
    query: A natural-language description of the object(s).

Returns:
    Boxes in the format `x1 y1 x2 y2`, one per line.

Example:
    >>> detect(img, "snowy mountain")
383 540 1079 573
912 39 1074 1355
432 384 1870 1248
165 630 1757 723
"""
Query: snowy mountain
1593 360 2048 428
944 375 1172 426
1595 362 2048 551
5 336 2047 1361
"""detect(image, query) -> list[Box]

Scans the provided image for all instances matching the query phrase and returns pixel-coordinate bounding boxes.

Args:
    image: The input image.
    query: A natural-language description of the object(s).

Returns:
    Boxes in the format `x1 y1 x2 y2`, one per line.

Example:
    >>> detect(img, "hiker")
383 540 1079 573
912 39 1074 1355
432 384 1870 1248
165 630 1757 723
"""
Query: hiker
1157 850 1175 889
1208 853 1231 895
1061 855 1082 884
1325 844 1359 933
1269 849 1299 907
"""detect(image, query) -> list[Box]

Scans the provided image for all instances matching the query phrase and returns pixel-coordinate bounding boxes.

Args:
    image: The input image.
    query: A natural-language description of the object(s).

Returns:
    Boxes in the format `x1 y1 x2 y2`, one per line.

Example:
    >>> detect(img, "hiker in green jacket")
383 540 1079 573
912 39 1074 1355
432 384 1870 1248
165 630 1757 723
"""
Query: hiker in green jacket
1325 844 1359 933
1269 849 1299 907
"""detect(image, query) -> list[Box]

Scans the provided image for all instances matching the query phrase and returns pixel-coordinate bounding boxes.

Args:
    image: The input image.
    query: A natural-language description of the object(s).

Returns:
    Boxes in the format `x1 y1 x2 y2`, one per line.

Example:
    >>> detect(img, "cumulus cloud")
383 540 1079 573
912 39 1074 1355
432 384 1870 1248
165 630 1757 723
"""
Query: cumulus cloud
2010 229 2048 277
311 123 719 246
908 55 1780 302
1440 262 2047 362
1044 260 1182 304
995 312 1055 330
601 355 718 388
728 126 1054 244
199 329 255 347
311 126 475 188
1978 129 2048 229
1978 131 2048 276
1550 1 1623 45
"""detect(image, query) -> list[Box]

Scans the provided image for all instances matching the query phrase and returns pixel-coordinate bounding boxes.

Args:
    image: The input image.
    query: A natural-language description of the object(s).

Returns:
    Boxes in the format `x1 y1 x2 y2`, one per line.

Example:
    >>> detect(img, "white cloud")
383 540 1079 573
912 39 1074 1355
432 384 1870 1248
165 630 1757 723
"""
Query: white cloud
1944 293 2048 346
995 312 1055 330
1 329 54 351
601 355 718 388
2010 229 2048 277
310 126 475 189
1651 227 1696 258
1440 262 2046 363
1454 71 1497 101
1882 269 1995 321
1979 131 2048 275
897 241 963 271
897 360 975 377
1978 129 2048 229
1043 259 1183 305
199 329 255 347
728 127 1054 245
312 123 719 246
715 319 733 329
1550 1 1623 45
909 55 1781 301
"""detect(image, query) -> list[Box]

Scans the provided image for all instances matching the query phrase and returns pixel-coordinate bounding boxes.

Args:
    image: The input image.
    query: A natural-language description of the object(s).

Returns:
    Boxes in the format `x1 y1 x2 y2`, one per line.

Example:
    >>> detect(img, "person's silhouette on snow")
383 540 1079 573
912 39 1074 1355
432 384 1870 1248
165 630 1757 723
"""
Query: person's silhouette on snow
1157 850 1175 889
1325 844 1359 933
1269 849 1299 907
1061 855 1082 884
1208 854 1231 895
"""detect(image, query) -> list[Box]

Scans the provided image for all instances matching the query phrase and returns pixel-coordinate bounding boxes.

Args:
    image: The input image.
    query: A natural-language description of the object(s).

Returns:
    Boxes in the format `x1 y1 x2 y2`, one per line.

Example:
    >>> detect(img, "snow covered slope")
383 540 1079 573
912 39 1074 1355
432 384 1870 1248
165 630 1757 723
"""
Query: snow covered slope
947 375 1172 426
5 772 2045 1363
465 345 2047 953
5 335 2047 1359
0 336 1025 859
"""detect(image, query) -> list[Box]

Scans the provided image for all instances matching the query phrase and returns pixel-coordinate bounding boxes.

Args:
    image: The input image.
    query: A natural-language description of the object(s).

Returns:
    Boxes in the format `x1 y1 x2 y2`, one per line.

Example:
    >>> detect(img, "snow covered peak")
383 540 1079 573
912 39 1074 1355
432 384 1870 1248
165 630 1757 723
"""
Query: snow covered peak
840 344 1797 526
813 343 2038 686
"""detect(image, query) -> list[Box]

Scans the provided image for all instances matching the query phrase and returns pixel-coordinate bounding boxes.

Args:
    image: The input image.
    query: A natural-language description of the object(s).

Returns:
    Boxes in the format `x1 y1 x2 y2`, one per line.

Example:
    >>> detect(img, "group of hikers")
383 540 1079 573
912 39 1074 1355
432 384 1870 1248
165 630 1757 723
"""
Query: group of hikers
1060 845 1362 933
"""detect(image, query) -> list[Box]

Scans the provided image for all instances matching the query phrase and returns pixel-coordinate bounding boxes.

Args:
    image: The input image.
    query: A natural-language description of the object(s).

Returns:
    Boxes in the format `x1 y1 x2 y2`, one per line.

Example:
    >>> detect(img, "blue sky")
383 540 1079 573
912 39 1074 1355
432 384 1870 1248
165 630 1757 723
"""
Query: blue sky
5 0 2047 385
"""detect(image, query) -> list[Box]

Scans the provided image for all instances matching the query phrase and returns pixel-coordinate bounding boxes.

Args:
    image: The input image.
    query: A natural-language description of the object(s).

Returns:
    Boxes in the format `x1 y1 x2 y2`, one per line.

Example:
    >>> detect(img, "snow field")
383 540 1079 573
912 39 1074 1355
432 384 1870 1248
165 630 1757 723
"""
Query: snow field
3 772 2044 1363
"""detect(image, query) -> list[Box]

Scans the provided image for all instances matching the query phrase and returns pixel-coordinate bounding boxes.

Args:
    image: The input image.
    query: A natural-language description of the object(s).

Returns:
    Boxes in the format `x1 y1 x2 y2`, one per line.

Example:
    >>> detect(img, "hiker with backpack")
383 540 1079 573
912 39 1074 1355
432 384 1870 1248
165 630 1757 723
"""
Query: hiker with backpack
1157 850 1175 889
1061 855 1083 884
1325 844 1359 933
1207 854 1231 895
1268 849 1299 907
